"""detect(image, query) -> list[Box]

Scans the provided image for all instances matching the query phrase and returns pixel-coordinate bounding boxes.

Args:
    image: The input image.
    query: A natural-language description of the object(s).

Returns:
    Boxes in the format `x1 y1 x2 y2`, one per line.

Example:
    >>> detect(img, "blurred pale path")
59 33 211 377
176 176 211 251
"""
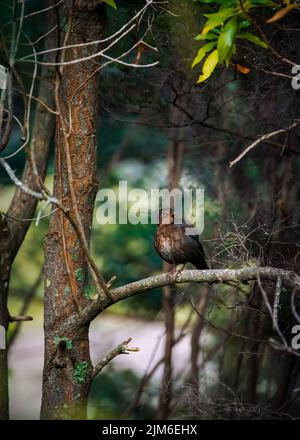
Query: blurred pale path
8 313 192 419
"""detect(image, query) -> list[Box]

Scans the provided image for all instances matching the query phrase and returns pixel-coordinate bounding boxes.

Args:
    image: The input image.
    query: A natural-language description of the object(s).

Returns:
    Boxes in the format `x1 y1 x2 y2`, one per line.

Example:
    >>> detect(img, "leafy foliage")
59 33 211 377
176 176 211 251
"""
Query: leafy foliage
192 0 299 83
102 0 117 9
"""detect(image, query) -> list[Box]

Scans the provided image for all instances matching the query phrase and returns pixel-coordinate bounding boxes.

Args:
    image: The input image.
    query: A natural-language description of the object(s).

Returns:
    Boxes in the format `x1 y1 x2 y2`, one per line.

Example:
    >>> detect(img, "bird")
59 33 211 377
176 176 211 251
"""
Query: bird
154 208 209 272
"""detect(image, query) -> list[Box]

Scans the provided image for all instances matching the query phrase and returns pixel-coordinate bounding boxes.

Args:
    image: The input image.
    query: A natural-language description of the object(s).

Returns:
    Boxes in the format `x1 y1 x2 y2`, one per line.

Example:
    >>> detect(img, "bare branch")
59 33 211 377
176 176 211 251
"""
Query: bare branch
3 30 39 160
23 0 63 20
20 0 155 60
0 72 13 152
0 157 57 203
229 119 300 168
257 275 289 350
170 100 298 156
92 338 139 378
19 1 159 71
291 289 300 324
273 277 284 340
10 315 33 322
74 267 300 327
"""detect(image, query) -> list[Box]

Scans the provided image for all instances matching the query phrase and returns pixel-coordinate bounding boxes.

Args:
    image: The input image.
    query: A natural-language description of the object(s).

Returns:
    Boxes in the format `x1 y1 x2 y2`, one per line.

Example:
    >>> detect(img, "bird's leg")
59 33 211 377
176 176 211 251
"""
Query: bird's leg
170 264 177 274
177 263 185 273
169 264 184 276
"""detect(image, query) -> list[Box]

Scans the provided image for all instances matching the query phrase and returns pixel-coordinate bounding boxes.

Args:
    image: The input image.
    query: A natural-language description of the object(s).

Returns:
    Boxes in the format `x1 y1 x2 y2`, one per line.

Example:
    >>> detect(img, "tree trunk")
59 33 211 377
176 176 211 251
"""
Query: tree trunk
41 1 104 420
0 218 10 420
0 6 56 418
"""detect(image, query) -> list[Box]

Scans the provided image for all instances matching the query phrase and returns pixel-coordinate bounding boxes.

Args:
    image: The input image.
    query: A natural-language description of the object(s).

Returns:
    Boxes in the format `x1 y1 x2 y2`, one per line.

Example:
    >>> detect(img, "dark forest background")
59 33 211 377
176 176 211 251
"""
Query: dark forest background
1 0 300 419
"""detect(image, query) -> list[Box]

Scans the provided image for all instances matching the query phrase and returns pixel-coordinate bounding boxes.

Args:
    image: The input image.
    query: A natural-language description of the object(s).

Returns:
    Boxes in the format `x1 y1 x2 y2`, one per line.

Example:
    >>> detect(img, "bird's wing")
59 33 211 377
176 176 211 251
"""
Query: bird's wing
181 224 208 266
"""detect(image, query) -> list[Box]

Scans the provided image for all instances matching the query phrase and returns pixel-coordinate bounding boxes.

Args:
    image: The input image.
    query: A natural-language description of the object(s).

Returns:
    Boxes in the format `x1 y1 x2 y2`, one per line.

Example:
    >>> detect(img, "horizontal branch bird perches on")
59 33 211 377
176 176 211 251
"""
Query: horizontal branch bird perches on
70 267 300 328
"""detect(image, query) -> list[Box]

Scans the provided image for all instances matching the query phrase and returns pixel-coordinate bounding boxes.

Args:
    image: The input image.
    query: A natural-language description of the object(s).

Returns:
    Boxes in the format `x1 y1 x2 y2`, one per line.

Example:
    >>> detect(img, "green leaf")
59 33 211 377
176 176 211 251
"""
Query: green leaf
237 32 268 48
239 20 252 29
197 49 219 83
196 0 221 3
217 16 238 64
248 0 277 6
224 43 236 68
103 0 117 9
194 32 218 41
192 41 217 68
201 7 237 35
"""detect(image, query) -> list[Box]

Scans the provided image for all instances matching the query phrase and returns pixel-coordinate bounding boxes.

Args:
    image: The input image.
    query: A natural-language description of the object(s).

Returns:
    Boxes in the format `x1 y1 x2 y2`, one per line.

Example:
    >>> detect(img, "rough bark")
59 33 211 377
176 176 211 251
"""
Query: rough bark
41 1 105 420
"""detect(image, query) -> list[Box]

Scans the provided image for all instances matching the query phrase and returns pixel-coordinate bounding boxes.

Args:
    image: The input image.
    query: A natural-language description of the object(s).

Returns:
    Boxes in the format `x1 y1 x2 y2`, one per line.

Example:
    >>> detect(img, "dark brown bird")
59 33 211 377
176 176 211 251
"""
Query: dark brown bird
154 208 209 271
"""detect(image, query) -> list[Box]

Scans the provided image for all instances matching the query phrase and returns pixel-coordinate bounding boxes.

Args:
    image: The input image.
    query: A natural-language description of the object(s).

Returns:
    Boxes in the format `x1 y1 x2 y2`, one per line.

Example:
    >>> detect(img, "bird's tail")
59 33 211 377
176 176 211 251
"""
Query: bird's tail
193 255 209 270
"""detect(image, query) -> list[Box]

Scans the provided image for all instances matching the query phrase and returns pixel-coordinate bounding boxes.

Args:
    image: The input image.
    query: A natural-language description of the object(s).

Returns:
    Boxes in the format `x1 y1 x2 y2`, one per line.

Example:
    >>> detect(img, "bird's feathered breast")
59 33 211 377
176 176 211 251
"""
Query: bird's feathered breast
154 223 207 267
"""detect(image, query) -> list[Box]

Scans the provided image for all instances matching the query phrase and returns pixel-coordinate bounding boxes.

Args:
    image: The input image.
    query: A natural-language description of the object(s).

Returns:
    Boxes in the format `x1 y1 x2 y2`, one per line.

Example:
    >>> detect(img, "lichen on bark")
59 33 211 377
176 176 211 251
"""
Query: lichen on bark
73 361 91 384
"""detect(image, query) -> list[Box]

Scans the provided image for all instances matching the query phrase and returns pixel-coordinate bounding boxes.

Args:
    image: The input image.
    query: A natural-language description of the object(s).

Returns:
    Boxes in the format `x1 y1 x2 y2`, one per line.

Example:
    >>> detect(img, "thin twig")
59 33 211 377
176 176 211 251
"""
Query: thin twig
92 337 139 378
229 120 300 168
0 157 57 202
